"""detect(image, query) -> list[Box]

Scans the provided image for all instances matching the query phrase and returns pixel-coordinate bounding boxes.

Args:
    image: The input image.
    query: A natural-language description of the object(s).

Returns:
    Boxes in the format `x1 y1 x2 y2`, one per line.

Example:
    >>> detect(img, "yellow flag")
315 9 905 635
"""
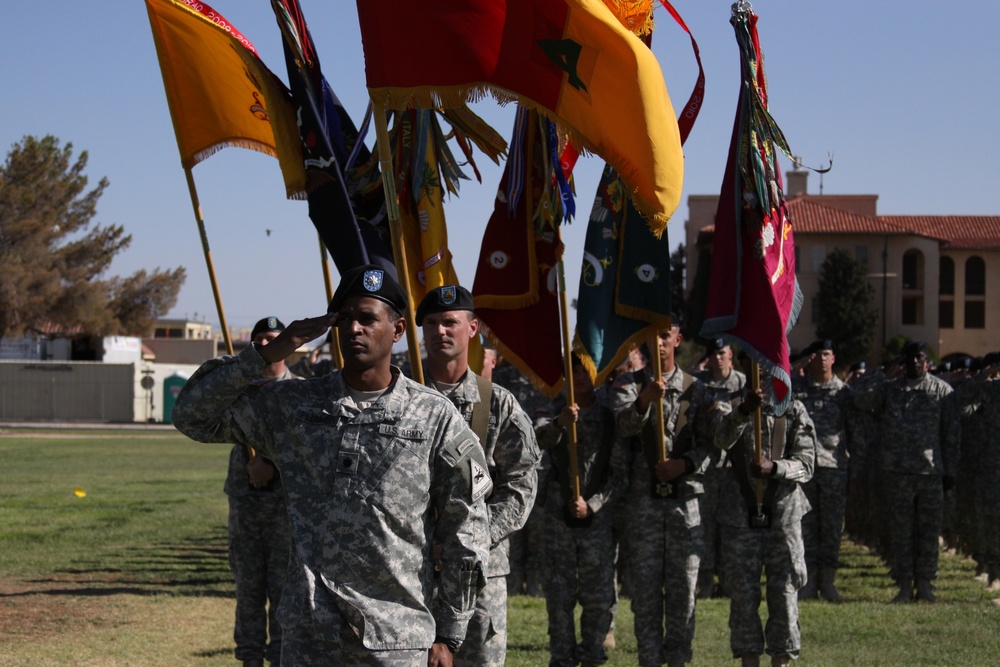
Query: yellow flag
146 0 305 198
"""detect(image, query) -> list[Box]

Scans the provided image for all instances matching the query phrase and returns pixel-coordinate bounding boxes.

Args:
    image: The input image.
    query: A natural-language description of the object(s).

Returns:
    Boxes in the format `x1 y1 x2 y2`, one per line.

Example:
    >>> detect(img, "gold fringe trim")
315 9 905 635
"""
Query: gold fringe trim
481 325 564 399
188 138 277 168
369 84 677 237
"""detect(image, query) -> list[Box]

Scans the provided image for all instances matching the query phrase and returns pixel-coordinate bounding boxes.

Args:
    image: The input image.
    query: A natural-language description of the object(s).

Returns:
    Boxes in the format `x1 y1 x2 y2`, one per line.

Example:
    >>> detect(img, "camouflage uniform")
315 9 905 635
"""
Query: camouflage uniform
792 375 854 579
853 370 961 584
428 370 540 667
611 368 708 667
493 363 555 597
713 396 816 660
536 394 628 667
688 368 746 594
956 374 1000 579
225 366 296 665
172 346 492 666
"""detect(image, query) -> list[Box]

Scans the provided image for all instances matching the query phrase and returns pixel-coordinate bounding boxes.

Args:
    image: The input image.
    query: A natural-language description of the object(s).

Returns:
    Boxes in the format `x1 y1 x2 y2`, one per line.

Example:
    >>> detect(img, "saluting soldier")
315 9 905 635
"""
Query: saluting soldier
225 316 297 667
173 265 492 667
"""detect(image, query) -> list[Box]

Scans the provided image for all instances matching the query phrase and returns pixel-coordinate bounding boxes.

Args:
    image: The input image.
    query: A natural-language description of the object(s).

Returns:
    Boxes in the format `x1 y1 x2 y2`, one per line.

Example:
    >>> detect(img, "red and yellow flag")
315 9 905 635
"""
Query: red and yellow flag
356 0 683 235
146 0 305 197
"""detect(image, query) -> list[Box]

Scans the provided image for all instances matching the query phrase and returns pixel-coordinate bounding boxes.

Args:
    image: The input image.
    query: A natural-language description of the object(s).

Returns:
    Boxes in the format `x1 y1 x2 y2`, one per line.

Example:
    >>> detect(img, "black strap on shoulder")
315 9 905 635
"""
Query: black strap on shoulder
471 373 493 446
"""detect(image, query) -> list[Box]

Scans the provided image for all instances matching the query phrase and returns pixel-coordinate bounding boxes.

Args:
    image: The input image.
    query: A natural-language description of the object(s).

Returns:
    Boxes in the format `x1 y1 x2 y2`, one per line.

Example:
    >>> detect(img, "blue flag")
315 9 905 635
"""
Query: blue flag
574 164 673 385
270 0 395 277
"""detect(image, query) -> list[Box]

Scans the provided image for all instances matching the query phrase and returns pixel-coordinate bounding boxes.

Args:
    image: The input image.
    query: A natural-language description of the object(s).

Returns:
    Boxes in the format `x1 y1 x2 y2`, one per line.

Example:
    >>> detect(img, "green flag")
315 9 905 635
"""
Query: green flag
574 164 673 385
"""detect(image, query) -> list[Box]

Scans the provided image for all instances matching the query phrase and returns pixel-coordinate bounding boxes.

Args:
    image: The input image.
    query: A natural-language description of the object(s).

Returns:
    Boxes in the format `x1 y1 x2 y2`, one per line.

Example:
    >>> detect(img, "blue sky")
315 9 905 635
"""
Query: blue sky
2 1 997 334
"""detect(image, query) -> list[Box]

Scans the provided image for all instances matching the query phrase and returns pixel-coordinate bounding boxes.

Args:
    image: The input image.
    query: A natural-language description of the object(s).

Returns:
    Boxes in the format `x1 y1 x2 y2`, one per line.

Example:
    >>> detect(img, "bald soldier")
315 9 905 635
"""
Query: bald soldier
173 265 491 667
417 285 540 667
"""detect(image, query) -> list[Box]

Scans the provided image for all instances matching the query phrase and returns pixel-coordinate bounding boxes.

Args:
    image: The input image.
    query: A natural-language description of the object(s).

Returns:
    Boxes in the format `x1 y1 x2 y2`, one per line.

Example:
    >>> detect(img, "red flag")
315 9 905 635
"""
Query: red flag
355 0 684 236
473 109 566 397
700 7 801 414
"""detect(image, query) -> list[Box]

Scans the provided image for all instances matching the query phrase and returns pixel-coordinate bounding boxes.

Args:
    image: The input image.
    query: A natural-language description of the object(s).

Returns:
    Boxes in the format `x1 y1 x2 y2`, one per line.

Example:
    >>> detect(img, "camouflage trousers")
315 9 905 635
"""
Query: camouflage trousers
454 574 507 667
698 467 726 575
281 618 426 666
544 505 616 667
228 493 291 663
626 495 703 667
881 471 943 580
801 468 849 570
508 501 547 595
721 522 806 659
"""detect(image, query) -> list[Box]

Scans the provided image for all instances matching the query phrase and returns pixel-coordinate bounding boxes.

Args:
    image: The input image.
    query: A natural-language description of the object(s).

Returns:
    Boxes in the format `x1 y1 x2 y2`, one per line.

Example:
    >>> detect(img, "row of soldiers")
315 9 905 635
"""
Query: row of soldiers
183 264 999 667
501 330 999 667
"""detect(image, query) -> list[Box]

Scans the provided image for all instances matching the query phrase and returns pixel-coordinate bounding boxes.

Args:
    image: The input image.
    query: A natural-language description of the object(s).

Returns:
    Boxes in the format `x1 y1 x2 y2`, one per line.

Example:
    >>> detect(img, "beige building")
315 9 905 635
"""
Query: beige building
684 170 1000 363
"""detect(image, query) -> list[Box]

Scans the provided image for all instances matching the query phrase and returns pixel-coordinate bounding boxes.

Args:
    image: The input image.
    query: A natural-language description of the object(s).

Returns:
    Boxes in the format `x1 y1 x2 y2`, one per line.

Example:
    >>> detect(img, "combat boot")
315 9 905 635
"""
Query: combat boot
819 567 843 602
242 660 264 667
915 578 937 603
770 655 792 667
740 653 760 667
987 565 1000 592
891 578 913 603
798 568 818 600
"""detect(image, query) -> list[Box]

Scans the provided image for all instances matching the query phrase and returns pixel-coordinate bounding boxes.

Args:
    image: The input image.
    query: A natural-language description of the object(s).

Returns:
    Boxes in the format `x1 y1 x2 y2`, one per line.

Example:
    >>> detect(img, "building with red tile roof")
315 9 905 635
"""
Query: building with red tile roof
684 169 999 363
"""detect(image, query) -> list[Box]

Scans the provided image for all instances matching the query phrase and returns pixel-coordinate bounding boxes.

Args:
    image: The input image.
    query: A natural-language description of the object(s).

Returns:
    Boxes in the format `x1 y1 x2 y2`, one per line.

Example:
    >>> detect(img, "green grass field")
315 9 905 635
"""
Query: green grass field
1 428 998 666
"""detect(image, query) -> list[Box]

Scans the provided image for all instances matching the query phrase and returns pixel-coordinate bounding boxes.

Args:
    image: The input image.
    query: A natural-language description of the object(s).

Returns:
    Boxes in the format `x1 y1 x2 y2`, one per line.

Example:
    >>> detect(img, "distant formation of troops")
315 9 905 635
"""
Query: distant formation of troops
173 272 1000 667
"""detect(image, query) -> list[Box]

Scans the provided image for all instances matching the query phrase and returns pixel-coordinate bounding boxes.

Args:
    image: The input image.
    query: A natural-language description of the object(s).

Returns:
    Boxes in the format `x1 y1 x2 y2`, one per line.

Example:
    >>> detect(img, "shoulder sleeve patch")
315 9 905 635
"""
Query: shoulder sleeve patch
470 458 491 502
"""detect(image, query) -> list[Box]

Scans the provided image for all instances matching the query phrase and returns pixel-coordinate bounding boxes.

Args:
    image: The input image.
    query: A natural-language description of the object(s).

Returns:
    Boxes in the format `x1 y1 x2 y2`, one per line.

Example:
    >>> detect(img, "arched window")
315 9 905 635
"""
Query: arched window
939 257 955 295
965 256 985 296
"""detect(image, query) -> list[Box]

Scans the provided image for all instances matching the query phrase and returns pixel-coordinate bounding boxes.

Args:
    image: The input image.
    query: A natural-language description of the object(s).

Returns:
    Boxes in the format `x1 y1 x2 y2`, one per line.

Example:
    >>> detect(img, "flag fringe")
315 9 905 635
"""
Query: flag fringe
572 324 659 387
188 138 278 168
482 325 564 399
368 84 675 237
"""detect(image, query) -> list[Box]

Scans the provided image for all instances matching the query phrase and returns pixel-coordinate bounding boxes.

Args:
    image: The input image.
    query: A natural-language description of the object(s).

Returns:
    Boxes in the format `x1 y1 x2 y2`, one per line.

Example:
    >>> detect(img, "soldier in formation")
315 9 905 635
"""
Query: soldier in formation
225 316 296 667
852 341 961 603
792 339 855 601
712 352 816 667
536 355 628 667
688 338 746 599
611 324 707 667
417 285 541 667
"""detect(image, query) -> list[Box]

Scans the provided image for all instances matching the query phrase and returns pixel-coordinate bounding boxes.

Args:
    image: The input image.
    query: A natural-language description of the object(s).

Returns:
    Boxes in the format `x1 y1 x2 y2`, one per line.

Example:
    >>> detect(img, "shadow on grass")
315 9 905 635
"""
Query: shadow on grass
1 527 234 600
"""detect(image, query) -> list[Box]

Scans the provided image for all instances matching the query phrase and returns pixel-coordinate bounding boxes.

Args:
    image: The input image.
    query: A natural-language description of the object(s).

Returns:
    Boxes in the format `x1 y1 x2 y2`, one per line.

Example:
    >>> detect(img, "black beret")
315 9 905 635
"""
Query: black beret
810 339 834 353
251 316 285 340
901 340 929 356
705 337 728 353
850 361 867 372
328 264 407 316
415 285 475 326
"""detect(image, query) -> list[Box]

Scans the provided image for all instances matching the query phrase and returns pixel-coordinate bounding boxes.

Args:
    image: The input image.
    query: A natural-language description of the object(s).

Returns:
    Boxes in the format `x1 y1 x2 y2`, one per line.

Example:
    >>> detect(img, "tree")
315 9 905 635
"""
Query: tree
816 248 878 368
0 135 185 341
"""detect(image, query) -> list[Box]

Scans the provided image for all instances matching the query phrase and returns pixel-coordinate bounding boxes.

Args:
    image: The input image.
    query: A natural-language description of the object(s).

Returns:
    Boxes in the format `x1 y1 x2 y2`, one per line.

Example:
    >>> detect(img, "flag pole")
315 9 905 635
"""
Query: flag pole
648 333 668 462
751 360 765 520
372 103 424 385
317 234 344 369
184 166 252 461
557 259 582 500
183 167 234 357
